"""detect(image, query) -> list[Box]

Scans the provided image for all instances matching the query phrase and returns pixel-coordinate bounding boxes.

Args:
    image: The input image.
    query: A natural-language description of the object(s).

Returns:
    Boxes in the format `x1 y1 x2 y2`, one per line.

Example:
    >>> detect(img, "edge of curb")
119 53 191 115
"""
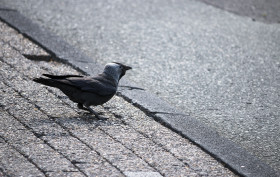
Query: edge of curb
0 9 278 177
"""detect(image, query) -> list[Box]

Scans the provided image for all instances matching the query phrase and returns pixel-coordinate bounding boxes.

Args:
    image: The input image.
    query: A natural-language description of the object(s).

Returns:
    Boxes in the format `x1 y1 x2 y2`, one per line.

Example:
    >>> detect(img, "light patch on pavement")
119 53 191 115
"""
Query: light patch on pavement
124 171 163 177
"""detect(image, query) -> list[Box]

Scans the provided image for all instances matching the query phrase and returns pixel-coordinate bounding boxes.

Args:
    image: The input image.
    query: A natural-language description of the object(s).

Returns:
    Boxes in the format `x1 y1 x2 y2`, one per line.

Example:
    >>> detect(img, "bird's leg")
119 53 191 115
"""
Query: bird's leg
77 103 107 120
85 106 98 116
83 103 103 119
77 103 97 115
77 103 90 111
85 106 108 120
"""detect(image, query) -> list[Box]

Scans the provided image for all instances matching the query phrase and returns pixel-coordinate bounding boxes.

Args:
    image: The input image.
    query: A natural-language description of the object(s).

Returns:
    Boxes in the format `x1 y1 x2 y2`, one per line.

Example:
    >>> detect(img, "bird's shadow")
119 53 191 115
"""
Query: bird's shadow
77 112 109 122
28 116 115 140
32 110 120 131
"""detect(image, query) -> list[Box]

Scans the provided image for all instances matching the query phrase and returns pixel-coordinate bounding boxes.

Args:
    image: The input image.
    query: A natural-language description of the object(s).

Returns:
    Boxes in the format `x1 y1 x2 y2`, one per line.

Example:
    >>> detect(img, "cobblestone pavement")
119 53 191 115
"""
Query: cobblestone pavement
0 20 236 176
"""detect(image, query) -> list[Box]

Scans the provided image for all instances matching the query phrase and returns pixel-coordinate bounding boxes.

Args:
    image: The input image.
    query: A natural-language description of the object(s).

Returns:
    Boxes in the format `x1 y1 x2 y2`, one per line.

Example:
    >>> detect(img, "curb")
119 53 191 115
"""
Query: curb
0 9 278 177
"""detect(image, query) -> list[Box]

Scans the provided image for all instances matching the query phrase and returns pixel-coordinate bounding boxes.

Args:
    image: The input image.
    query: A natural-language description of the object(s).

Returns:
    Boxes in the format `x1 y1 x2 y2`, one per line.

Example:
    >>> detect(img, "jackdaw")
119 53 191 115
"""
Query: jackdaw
33 62 132 118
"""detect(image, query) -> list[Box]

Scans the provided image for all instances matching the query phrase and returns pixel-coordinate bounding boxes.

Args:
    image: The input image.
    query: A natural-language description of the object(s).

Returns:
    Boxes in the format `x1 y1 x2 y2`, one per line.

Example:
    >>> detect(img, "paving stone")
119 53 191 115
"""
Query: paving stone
124 171 163 177
0 136 45 177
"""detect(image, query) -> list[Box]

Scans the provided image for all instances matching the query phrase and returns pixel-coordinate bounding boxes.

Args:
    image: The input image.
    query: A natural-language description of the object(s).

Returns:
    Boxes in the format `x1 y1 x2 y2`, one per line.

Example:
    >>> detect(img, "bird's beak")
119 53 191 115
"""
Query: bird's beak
123 65 132 71
119 64 132 80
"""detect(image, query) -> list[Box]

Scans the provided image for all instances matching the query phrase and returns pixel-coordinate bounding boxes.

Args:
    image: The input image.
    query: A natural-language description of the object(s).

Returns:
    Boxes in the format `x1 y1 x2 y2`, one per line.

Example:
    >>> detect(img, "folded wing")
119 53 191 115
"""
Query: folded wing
42 74 117 96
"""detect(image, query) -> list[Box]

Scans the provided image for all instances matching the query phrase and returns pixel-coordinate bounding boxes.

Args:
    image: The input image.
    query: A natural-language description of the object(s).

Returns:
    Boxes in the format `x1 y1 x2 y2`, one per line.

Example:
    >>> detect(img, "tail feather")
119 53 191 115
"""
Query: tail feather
33 77 57 87
43 74 83 79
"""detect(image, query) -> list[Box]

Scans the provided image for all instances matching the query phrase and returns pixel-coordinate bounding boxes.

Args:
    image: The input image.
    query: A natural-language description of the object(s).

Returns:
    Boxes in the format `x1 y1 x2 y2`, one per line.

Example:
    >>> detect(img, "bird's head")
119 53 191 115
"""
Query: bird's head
103 62 132 81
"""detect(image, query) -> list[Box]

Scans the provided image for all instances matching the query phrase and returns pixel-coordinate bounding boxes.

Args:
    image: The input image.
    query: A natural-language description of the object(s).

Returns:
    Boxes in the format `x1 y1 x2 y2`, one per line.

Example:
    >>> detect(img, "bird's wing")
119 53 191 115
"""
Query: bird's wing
57 75 117 96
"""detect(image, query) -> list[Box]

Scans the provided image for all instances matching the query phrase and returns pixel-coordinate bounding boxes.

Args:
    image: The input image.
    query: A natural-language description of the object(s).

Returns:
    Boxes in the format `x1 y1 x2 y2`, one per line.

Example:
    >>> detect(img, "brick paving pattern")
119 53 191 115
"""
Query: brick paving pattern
0 20 236 176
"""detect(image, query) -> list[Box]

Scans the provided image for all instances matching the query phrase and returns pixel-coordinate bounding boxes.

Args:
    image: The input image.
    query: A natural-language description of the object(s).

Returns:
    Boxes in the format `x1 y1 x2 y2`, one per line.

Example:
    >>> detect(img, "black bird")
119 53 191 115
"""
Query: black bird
33 62 132 118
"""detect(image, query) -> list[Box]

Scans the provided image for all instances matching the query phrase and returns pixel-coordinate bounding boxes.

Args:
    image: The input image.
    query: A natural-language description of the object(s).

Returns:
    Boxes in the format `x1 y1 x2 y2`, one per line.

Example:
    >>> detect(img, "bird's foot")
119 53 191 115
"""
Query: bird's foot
86 107 108 120
79 104 107 120
77 103 87 110
77 103 108 120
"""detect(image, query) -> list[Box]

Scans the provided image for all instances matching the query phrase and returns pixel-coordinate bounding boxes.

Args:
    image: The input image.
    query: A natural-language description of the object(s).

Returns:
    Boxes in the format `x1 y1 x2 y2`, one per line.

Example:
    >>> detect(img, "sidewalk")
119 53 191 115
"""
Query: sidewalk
0 20 236 176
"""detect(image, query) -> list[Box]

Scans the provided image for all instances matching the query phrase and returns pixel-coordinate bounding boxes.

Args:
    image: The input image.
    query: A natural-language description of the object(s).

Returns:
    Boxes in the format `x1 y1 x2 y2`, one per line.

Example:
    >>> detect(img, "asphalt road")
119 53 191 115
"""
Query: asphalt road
199 0 280 23
2 0 279 172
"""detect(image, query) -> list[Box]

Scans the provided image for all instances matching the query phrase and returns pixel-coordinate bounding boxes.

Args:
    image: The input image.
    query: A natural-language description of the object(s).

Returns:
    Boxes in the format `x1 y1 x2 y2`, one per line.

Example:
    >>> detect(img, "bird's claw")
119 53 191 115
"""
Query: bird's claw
86 106 108 120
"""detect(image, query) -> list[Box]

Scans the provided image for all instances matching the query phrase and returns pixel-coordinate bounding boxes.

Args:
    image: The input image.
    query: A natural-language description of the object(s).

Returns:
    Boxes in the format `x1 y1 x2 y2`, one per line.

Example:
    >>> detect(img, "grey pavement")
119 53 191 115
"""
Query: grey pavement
1 0 279 173
0 20 236 176
198 0 280 24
